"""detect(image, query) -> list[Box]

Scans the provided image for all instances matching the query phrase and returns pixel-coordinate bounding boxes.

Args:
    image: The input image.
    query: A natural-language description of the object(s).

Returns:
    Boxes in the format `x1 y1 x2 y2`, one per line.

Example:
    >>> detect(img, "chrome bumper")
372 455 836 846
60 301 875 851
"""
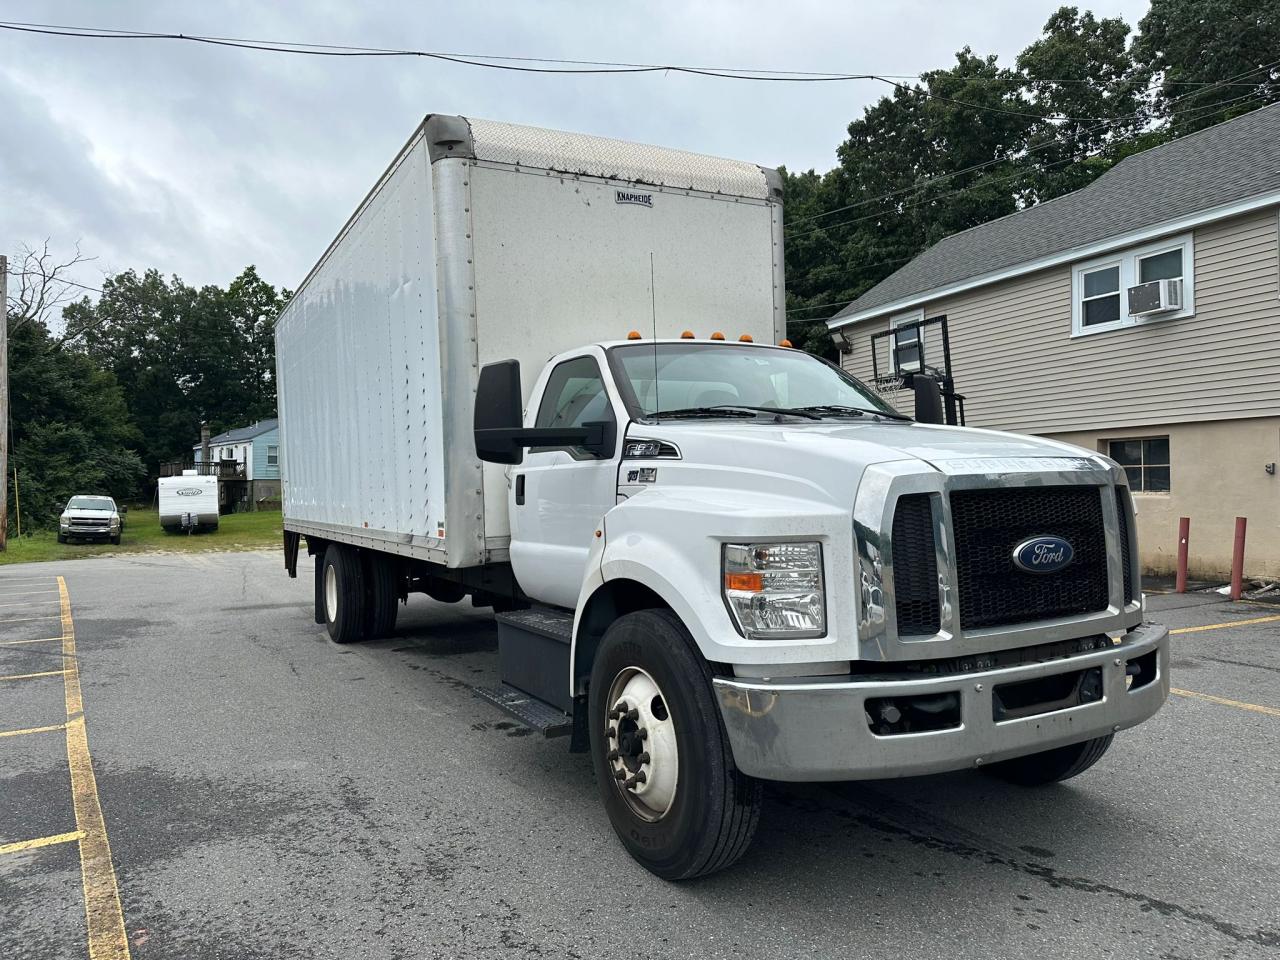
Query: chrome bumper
714 622 1169 782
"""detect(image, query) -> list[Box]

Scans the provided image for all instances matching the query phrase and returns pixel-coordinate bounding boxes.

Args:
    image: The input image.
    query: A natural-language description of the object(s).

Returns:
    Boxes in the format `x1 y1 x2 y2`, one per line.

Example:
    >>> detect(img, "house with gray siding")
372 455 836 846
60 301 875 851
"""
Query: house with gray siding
828 103 1280 580
193 418 281 509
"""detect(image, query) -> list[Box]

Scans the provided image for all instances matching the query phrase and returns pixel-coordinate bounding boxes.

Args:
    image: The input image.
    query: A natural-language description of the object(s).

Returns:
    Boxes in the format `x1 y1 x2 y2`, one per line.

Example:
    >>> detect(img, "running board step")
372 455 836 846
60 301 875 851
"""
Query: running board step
474 682 572 738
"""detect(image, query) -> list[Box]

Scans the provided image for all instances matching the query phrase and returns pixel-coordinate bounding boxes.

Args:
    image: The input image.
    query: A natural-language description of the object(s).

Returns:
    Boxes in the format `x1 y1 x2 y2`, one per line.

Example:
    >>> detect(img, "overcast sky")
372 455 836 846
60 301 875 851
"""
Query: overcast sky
2 0 1151 308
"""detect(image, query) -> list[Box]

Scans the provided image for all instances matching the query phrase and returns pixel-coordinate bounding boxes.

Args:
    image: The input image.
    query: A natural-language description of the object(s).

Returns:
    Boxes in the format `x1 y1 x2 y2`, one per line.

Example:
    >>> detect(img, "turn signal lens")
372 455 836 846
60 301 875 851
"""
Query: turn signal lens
724 572 764 592
722 541 825 639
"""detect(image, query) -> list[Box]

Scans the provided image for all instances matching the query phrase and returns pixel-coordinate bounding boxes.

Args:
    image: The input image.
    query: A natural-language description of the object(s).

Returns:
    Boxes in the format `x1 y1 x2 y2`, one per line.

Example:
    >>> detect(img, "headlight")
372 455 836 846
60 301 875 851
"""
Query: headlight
723 541 826 639
60 514 70 523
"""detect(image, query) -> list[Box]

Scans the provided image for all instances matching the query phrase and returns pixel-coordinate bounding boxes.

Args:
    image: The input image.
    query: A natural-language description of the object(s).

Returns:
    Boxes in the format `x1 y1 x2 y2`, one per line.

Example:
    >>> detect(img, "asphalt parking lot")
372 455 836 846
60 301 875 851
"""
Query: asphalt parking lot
1 551 1277 960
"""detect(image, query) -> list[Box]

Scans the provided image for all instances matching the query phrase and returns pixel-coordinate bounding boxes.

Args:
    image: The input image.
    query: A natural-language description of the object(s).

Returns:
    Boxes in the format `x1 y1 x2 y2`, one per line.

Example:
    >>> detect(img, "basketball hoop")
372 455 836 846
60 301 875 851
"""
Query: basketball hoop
874 375 906 406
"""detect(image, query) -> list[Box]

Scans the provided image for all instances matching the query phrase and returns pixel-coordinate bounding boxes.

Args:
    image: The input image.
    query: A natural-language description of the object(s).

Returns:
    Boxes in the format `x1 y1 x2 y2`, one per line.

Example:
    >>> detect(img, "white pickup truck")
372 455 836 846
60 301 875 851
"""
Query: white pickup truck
275 115 1169 879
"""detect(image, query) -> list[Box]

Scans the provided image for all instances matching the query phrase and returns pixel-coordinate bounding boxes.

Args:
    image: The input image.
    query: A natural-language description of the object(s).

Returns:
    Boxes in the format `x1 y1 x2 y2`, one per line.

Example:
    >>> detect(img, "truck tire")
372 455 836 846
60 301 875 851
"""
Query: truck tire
57 533 67 544
363 553 400 640
986 734 1114 786
322 545 367 644
110 534 121 545
588 609 762 880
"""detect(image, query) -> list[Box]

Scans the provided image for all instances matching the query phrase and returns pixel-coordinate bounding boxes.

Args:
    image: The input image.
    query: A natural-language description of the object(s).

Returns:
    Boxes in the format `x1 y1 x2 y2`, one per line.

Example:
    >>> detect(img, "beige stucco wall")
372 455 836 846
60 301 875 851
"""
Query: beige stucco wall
1045 417 1280 580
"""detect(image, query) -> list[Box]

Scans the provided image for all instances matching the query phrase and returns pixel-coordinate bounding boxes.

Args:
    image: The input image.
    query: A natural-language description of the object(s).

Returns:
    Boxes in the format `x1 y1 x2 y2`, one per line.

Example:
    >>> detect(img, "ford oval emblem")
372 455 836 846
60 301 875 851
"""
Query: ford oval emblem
1012 536 1074 574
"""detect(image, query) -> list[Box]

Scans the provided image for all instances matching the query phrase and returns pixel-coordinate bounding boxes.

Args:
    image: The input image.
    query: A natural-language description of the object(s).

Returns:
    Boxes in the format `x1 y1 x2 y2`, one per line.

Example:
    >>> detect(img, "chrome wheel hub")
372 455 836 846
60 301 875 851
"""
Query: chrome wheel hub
605 667 678 820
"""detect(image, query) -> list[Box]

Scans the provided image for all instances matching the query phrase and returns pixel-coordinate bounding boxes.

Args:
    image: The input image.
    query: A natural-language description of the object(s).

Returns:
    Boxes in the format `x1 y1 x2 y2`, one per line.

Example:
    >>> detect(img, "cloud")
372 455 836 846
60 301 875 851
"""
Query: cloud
1 0 1152 300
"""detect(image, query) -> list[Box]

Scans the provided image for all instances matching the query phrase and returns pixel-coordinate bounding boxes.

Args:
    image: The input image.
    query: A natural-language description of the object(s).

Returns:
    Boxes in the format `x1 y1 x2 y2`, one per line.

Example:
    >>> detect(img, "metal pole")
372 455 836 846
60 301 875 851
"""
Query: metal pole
1175 517 1190 594
0 254 8 552
1229 517 1247 601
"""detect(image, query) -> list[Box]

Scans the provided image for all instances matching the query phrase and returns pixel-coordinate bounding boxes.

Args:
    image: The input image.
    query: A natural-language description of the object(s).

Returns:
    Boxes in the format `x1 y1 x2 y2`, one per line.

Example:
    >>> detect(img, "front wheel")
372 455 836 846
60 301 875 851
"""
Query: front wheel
986 734 1114 786
589 609 762 880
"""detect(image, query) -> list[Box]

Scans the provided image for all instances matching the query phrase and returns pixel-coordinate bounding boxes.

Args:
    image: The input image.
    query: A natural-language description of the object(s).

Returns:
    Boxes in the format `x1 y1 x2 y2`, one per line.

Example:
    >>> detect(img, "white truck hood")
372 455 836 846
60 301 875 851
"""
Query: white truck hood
64 508 115 519
627 419 1099 505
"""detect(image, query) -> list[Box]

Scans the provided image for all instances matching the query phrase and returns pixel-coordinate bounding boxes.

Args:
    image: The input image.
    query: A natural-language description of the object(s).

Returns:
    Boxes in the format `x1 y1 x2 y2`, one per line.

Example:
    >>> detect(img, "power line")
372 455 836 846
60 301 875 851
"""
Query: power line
0 19 1159 124
785 84 1274 242
785 60 1280 231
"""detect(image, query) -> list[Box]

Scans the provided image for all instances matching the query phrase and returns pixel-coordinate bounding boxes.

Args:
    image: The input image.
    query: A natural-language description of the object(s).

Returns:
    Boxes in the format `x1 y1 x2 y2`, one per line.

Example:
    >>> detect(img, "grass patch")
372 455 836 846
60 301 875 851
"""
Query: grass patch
1 508 282 565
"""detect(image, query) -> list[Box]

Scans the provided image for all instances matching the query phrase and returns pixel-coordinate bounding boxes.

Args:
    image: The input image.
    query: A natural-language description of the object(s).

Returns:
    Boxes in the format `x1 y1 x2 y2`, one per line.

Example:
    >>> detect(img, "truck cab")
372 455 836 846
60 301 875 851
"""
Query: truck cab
474 335 1169 878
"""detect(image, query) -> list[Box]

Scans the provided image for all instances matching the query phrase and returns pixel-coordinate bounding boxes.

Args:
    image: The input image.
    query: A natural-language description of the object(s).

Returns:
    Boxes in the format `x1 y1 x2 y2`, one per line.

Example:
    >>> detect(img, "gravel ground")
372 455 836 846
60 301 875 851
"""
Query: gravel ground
1 550 1277 959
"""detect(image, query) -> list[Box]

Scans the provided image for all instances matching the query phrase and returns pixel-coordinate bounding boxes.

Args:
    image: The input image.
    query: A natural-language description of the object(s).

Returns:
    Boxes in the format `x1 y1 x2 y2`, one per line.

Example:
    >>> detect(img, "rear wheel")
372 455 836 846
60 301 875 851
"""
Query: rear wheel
322 545 367 644
986 734 1114 786
363 552 400 640
589 609 762 880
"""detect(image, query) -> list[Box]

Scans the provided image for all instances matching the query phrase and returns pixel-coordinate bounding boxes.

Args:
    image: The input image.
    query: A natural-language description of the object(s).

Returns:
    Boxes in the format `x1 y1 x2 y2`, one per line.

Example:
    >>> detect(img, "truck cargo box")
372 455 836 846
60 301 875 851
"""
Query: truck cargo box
275 114 784 568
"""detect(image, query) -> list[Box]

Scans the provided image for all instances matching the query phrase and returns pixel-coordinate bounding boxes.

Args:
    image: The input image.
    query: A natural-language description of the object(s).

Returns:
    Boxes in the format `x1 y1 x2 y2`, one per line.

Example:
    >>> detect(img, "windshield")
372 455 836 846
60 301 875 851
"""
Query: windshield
607 343 900 420
67 497 114 511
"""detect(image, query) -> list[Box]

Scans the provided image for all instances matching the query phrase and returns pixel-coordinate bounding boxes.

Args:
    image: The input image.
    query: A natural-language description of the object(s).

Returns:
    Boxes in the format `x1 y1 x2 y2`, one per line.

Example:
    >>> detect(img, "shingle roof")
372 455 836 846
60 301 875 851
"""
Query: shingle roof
195 419 278 448
831 102 1280 324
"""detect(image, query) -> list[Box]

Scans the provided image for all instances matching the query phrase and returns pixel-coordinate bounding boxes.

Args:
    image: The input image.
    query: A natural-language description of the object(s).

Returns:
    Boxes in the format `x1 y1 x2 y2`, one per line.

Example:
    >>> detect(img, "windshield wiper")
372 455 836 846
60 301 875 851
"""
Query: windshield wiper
794 404 913 422
655 404 823 421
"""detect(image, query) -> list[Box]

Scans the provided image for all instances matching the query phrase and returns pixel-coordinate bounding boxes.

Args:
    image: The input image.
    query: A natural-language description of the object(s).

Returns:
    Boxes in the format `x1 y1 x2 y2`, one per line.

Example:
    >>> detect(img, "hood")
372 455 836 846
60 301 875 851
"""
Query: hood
64 508 115 518
625 418 1099 505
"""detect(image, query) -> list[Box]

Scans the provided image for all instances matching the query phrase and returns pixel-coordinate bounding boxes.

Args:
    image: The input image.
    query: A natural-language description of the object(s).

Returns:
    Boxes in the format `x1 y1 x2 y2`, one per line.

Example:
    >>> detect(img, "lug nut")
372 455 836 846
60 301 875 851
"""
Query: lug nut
613 769 626 781
637 728 648 740
608 749 620 760
634 770 647 784
626 708 639 721
606 727 617 738
638 752 650 764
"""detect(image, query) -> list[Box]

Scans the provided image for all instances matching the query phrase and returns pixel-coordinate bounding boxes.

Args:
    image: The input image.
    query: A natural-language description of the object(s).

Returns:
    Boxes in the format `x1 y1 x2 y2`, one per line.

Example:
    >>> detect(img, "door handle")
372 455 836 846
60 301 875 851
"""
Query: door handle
515 474 525 505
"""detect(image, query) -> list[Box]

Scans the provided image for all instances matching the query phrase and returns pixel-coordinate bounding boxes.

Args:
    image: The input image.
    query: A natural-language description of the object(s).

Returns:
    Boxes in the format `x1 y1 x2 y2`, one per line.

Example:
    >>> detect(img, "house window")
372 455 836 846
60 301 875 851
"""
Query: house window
888 308 925 374
1080 264 1122 328
267 445 278 466
1109 437 1170 492
1072 233 1194 337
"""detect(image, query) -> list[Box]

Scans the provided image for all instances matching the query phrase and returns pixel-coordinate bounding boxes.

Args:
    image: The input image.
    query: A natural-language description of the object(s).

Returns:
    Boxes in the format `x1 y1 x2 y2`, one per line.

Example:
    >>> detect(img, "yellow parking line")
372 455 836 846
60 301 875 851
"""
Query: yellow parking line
0 830 85 856
1170 614 1280 635
58 576 132 960
0 636 62 646
1171 688 1280 718
0 721 68 738
0 669 67 682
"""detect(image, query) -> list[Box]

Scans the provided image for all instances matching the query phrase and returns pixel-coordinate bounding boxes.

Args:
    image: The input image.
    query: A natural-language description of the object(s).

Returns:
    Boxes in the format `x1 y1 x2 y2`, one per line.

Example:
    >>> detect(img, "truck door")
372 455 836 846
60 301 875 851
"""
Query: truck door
510 354 620 609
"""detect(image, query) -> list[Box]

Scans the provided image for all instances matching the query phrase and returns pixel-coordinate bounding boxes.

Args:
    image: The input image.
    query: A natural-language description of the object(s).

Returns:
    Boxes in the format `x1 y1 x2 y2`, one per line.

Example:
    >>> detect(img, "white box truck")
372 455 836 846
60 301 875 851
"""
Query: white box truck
158 472 219 531
275 115 1169 879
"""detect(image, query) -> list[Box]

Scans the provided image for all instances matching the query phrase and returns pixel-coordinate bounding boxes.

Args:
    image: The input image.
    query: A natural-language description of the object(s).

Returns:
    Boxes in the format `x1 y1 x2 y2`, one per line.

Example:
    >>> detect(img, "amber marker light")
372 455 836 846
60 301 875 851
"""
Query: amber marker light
779 339 793 347
627 330 643 340
738 334 754 342
724 572 764 593
680 330 695 339
710 331 726 340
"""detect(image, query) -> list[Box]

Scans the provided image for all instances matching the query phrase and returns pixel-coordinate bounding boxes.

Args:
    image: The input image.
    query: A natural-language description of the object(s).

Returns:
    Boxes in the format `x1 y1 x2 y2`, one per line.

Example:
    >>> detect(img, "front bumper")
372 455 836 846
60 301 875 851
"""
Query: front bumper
62 525 115 537
714 622 1169 782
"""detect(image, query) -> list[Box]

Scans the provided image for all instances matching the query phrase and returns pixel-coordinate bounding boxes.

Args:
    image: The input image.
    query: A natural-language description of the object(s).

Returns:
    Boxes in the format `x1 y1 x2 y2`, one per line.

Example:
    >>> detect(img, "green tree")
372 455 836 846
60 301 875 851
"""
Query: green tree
6 318 145 531
1017 6 1147 201
61 265 290 474
1134 0 1280 135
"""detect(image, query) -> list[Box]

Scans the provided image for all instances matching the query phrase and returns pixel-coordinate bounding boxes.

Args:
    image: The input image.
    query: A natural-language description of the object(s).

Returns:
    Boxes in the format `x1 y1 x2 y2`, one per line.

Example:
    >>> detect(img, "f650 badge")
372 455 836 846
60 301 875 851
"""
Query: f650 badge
1012 536 1074 573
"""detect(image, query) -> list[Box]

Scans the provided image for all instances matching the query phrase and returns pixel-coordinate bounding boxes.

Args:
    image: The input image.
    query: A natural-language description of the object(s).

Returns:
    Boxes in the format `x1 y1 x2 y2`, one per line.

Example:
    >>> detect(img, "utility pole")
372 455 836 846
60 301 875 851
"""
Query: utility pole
0 254 8 551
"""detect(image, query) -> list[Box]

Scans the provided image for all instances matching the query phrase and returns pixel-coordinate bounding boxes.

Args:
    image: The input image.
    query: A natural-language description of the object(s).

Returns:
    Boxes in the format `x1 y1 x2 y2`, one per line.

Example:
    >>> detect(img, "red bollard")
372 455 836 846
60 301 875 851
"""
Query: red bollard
1229 517 1247 601
1175 517 1190 594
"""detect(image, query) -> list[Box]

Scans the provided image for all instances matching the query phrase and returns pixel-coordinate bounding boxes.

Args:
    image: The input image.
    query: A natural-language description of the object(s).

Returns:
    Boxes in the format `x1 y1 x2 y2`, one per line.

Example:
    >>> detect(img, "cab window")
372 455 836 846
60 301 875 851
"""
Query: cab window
533 356 615 456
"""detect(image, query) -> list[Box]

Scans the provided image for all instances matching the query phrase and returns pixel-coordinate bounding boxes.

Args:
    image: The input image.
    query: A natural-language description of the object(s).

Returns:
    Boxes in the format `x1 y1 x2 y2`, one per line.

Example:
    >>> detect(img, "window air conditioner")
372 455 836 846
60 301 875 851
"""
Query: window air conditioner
1127 278 1183 316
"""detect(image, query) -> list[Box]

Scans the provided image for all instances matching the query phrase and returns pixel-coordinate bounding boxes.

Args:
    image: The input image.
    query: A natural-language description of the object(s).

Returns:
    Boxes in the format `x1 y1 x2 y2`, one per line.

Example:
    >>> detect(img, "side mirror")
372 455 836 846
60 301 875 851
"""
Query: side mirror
913 375 945 425
474 360 617 464
474 360 526 464
119 506 128 515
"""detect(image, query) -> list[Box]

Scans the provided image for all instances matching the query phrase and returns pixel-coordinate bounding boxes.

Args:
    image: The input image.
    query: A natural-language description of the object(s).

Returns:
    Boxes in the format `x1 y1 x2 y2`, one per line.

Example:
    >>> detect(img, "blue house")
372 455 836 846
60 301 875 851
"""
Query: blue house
193 418 280 509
